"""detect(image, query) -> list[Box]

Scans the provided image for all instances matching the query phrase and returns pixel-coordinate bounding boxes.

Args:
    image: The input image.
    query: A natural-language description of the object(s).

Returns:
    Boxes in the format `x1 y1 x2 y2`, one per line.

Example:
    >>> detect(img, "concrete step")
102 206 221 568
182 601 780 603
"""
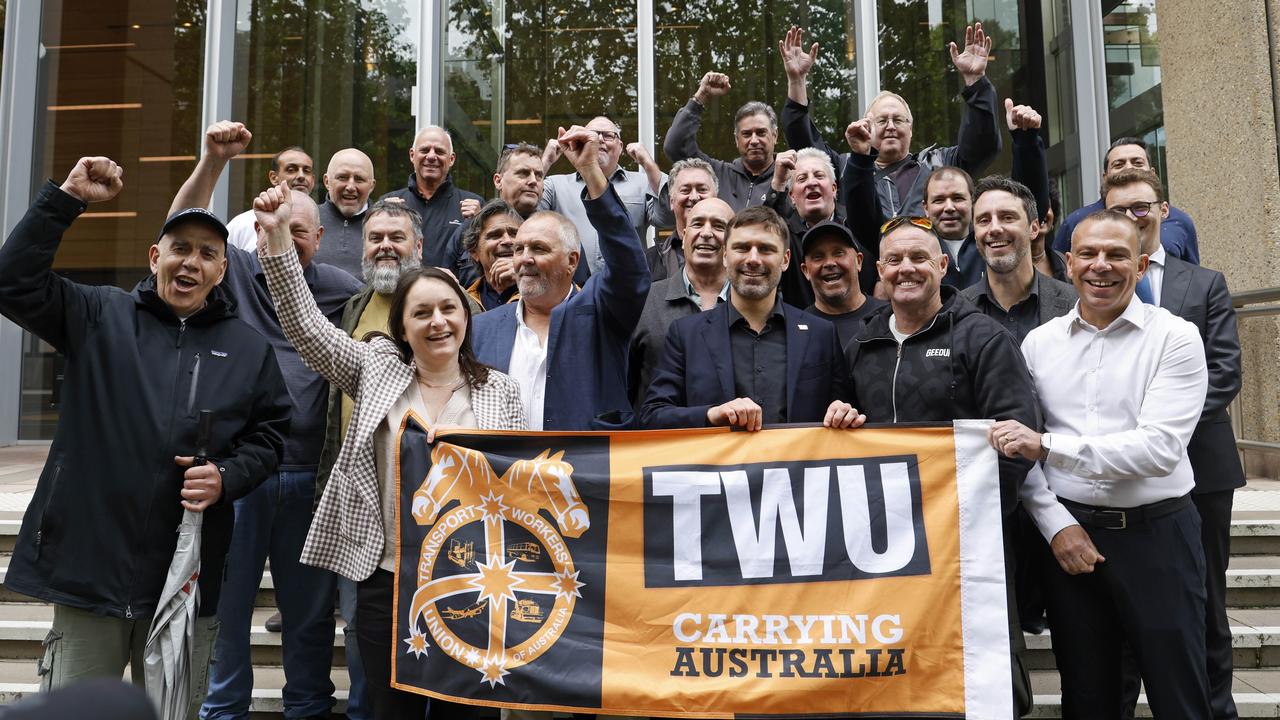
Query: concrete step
0 604 348 667
1027 668 1280 718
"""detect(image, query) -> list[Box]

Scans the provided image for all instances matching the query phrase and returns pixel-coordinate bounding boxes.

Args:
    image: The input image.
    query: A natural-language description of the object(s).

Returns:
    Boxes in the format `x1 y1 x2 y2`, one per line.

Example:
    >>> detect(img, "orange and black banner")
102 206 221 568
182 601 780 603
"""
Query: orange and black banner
392 416 1012 718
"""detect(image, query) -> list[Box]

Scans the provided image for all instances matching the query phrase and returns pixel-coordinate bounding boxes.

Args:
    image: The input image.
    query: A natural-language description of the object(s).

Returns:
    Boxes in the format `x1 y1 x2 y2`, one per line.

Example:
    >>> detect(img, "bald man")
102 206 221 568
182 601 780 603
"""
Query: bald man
316 148 377 277
378 125 482 269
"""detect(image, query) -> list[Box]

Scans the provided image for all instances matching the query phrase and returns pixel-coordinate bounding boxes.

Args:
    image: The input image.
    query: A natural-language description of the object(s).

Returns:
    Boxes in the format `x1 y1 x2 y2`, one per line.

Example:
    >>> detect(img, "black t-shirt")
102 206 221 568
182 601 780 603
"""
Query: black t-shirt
805 296 888 350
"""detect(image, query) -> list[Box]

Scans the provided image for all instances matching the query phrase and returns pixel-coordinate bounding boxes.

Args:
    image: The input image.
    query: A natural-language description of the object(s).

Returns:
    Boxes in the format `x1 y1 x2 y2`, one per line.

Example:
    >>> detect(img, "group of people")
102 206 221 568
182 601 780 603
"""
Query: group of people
0 20 1242 720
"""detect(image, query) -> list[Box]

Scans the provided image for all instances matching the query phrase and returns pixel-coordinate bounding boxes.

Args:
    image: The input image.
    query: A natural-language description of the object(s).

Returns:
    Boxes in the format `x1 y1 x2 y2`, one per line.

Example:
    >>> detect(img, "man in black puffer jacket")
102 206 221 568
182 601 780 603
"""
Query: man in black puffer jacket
845 215 1040 716
0 156 289 701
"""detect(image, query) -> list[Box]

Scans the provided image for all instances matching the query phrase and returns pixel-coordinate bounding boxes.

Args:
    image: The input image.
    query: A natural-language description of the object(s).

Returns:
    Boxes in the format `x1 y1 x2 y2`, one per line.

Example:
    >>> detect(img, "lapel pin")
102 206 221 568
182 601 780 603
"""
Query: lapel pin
797 324 808 331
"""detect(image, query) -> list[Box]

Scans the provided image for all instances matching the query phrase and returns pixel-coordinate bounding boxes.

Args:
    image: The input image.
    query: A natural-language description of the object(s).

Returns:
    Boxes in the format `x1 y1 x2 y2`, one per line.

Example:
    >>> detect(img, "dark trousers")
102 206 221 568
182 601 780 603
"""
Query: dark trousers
356 568 479 720
1043 502 1211 719
1120 490 1237 719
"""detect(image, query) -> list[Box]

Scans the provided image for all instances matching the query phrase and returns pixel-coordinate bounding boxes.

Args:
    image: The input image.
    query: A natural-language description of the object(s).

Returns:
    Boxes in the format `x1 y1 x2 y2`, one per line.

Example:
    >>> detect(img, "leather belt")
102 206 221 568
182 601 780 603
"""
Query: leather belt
1056 494 1191 530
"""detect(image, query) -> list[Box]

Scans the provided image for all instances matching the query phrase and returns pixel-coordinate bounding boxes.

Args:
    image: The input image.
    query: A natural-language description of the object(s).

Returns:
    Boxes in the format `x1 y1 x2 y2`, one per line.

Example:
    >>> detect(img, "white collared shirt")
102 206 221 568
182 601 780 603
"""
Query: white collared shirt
509 299 549 431
1018 295 1208 541
1145 245 1166 305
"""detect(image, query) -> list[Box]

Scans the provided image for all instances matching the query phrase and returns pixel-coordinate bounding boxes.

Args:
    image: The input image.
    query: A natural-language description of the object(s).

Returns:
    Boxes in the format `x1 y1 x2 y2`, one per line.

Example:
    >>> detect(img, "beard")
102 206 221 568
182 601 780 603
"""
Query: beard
362 253 420 295
985 240 1029 275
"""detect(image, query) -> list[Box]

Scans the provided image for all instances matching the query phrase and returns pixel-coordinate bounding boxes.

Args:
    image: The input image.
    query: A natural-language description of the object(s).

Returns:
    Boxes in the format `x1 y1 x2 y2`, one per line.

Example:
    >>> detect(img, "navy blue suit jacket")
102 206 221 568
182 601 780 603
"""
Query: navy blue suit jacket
472 185 650 430
639 301 852 428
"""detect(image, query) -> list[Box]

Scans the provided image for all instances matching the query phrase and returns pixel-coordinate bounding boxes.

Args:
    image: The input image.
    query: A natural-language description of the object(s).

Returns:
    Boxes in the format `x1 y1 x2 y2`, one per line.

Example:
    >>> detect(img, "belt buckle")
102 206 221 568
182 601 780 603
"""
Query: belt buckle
1097 509 1127 530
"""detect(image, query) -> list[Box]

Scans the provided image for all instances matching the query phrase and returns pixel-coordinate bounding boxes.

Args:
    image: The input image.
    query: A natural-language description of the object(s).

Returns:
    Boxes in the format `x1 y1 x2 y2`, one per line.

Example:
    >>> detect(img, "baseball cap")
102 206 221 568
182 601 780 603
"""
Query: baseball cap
801 219 864 256
158 207 229 243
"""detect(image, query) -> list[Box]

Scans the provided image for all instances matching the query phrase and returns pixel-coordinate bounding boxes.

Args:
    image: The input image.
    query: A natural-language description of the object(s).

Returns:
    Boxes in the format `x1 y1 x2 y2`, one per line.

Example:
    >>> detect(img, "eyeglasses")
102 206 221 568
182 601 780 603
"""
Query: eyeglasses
594 130 621 143
879 215 934 236
872 115 913 129
1111 201 1157 218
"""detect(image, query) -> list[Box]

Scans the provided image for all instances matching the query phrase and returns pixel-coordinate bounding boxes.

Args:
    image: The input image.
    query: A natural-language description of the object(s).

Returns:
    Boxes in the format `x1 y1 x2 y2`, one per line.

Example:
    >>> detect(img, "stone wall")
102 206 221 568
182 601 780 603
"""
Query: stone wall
1157 0 1280 477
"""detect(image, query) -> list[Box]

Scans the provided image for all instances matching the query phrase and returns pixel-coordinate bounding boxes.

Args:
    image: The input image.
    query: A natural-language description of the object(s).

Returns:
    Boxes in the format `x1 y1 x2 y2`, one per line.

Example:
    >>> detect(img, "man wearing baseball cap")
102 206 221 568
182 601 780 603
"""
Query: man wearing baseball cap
798 220 886 347
0 154 290 710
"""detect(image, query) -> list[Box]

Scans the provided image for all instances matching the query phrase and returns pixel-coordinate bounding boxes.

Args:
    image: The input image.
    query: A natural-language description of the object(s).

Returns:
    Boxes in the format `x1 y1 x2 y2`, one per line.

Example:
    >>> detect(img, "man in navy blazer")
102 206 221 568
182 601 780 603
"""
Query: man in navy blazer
472 124 650 431
1105 168 1244 720
641 205 863 430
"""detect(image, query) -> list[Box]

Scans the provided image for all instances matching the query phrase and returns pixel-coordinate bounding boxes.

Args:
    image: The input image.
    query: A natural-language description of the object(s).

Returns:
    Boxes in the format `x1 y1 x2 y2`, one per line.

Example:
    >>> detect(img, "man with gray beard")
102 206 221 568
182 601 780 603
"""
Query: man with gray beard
962 175 1076 344
312 198 424 720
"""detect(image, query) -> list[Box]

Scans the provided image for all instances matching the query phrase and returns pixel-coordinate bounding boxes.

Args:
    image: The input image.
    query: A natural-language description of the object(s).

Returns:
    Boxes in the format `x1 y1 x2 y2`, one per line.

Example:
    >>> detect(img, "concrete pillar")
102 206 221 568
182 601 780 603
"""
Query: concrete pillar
1157 0 1280 477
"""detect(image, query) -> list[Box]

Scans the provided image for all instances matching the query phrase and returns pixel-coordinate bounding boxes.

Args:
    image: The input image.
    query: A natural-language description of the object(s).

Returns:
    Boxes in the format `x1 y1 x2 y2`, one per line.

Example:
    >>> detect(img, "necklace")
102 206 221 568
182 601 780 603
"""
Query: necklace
1032 250 1046 261
417 373 462 389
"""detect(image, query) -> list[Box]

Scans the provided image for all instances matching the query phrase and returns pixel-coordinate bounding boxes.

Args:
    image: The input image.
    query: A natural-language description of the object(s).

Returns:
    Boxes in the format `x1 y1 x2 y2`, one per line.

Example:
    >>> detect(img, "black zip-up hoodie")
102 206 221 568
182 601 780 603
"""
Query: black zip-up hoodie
0 182 290 618
846 286 1040 512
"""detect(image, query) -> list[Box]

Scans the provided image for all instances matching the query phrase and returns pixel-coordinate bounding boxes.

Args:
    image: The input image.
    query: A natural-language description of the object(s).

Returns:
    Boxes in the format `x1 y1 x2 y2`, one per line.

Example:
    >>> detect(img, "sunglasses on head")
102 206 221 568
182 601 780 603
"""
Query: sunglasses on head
879 215 934 236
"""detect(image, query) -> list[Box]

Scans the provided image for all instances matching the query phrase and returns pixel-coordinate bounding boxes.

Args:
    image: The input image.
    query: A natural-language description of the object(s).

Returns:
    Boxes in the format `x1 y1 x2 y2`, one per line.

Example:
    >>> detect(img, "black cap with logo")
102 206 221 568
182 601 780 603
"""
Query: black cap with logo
157 207 229 243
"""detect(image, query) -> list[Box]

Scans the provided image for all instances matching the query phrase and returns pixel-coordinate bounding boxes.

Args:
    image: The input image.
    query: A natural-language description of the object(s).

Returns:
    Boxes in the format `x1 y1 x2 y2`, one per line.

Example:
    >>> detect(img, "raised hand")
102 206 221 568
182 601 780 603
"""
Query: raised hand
625 142 655 169
771 149 797 191
778 26 820 80
60 157 124 204
949 22 992 86
460 197 480 220
1004 98 1042 130
252 182 293 240
204 121 252 162
845 119 873 155
694 72 732 105
557 125 607 198
541 138 563 171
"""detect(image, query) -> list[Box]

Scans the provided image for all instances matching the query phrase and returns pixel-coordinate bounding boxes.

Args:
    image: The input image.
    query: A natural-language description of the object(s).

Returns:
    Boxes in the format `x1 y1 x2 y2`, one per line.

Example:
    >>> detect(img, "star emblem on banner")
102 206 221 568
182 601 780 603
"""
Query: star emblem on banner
468 556 524 607
464 647 481 666
476 491 509 524
479 654 511 688
403 627 430 659
551 568 585 601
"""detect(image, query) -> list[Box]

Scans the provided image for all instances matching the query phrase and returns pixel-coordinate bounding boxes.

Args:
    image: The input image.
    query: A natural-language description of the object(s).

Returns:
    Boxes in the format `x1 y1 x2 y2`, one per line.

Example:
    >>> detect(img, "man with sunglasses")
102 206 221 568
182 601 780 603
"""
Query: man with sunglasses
1054 137 1200 263
1103 168 1243 720
540 115 669 281
845 213 1040 714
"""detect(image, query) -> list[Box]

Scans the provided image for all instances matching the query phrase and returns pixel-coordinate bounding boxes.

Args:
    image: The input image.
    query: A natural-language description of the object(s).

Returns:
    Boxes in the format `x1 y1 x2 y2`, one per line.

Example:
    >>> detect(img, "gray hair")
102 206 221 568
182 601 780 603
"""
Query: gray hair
525 210 580 254
669 158 719 195
462 199 523 254
788 148 836 192
413 125 454 153
365 199 425 246
734 101 778 132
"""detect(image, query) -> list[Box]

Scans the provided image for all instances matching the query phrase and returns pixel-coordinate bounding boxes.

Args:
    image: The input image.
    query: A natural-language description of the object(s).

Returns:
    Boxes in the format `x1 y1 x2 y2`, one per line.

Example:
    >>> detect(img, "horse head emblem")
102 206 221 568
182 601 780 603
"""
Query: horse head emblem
504 449 590 538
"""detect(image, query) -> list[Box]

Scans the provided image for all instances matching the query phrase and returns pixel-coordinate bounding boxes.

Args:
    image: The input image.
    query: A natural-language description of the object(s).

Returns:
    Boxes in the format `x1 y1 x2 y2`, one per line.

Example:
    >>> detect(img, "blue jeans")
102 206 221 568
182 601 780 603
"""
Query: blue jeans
338 574 371 720
200 471 336 719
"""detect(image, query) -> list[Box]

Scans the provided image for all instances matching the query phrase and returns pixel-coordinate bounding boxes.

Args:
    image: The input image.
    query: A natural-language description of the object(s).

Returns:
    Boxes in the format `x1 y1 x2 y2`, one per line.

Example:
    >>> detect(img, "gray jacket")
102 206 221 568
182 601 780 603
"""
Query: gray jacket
961 271 1078 329
628 275 719 408
662 98 776 212
315 200 367 280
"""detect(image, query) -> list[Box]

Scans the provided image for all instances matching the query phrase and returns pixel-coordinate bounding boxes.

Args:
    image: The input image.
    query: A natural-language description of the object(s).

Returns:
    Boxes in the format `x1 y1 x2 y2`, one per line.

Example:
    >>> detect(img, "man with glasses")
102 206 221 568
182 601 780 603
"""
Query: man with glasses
779 23 1001 223
1054 138 1199 263
845 213 1040 715
540 115 668 281
663 72 779 212
1103 168 1243 720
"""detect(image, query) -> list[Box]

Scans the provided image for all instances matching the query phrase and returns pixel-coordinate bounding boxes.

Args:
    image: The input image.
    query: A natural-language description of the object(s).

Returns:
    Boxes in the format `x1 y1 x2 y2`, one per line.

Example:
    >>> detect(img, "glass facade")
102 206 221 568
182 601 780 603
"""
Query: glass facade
19 1 205 439
4 0 1130 440
225 0 419 219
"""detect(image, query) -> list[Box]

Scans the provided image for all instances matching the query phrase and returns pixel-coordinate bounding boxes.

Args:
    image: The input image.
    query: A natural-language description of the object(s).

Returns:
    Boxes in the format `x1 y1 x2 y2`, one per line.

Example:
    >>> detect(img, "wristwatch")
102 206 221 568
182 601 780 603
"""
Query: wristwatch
1039 432 1052 460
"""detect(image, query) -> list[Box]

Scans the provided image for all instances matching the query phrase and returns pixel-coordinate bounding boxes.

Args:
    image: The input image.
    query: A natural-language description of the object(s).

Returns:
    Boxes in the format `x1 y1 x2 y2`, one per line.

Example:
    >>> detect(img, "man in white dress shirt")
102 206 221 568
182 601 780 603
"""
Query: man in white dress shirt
989 208 1211 719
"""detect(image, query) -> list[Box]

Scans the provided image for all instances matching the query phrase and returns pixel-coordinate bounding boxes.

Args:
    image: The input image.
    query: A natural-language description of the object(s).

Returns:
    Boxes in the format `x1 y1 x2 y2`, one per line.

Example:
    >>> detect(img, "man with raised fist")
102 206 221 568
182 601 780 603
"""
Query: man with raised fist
0 152 289 712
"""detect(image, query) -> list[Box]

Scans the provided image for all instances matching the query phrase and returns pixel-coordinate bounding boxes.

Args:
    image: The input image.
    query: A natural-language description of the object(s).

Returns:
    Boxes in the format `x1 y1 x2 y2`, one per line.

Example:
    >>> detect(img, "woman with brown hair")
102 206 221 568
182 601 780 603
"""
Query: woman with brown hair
253 183 524 719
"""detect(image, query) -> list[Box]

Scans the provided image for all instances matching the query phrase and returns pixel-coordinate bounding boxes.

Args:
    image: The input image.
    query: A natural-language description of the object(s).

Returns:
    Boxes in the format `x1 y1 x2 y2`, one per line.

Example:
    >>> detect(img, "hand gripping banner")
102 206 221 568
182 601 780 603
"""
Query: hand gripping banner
391 416 1012 719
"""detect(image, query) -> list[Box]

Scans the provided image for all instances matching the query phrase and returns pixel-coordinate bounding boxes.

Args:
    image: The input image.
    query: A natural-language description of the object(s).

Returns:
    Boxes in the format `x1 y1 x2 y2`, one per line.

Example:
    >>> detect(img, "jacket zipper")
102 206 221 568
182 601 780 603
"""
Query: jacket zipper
33 464 62 555
887 314 942 424
186 353 202 415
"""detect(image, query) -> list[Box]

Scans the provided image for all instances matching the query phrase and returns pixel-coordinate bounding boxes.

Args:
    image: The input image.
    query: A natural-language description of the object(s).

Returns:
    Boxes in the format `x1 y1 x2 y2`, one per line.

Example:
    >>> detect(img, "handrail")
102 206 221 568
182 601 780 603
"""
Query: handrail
1230 286 1280 461
1231 286 1280 307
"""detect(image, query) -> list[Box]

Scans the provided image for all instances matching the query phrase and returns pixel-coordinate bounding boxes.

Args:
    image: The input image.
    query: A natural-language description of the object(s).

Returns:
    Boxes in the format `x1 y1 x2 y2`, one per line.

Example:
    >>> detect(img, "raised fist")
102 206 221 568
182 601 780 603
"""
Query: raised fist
556 125 602 174
694 72 731 105
60 157 124 204
845 119 873 155
252 182 293 235
1004 98 1042 131
625 142 654 168
460 197 480 220
771 149 797 191
204 121 252 162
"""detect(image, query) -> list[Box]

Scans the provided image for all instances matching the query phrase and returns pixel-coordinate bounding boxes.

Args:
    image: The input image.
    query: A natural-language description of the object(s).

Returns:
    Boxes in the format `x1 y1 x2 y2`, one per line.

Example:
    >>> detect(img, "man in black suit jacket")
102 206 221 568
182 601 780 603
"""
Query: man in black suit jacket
640 205 863 431
1105 168 1244 720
